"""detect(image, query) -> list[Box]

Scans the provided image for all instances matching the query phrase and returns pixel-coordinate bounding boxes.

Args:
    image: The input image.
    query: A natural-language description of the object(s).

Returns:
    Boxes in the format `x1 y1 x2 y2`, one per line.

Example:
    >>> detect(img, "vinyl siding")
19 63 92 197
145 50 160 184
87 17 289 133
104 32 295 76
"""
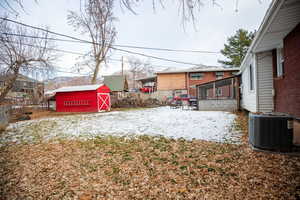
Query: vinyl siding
256 51 274 112
241 54 258 112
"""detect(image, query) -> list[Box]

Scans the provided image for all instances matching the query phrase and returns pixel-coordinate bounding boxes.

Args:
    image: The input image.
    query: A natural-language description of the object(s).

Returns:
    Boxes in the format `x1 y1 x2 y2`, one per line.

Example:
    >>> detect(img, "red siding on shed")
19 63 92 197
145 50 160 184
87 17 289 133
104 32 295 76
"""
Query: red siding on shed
273 23 300 118
55 85 110 112
96 85 110 93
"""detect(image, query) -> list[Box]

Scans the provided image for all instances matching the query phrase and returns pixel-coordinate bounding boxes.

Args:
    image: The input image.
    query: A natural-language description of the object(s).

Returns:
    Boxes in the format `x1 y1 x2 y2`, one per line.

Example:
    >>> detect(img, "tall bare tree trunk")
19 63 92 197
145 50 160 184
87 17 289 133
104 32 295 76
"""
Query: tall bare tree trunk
91 60 101 84
0 72 18 102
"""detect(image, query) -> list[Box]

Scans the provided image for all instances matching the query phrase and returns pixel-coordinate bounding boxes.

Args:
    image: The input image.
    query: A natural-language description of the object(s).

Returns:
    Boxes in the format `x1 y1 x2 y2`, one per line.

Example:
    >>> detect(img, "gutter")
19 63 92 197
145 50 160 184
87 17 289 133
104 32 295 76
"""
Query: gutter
156 67 240 74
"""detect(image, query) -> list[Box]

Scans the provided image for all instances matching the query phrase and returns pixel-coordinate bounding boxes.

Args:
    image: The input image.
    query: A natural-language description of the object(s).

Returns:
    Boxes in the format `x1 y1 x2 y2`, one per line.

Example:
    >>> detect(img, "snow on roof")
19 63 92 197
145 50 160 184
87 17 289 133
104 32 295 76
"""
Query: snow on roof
55 84 103 93
45 90 56 95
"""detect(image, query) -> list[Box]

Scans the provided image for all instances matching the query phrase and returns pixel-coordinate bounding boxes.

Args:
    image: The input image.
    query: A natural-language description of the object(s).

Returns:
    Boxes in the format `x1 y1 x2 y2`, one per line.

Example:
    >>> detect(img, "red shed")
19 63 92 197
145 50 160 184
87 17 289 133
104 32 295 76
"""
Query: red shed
55 84 111 112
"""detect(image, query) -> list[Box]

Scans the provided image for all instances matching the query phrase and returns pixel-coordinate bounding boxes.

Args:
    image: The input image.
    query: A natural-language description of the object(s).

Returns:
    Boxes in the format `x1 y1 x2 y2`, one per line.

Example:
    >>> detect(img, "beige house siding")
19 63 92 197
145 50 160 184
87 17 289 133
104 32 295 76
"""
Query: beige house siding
157 73 186 91
257 51 274 113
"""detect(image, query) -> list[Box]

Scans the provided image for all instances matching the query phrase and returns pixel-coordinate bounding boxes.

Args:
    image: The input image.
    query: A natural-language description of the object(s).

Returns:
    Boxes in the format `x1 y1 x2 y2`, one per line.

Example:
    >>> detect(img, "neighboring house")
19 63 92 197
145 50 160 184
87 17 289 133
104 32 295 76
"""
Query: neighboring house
240 0 300 118
55 84 111 112
103 75 128 98
196 76 240 111
0 74 44 104
136 76 157 93
156 67 239 98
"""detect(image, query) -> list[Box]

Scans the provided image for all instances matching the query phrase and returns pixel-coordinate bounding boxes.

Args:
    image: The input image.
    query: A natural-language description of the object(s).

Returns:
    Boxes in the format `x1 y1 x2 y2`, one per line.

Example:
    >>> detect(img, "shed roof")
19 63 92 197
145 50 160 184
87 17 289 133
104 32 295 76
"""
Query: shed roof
103 75 128 92
55 84 103 93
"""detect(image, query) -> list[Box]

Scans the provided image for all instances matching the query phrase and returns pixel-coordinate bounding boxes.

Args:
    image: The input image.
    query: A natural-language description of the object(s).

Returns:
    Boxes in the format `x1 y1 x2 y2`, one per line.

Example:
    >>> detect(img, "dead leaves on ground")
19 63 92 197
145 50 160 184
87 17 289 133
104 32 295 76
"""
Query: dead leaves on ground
0 113 299 199
0 135 299 200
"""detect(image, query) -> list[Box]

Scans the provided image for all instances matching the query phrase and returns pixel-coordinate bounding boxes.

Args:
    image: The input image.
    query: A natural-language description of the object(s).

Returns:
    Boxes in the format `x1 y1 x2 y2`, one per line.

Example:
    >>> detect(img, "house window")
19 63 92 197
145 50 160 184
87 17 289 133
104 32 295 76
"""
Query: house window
249 64 254 91
190 73 204 80
216 88 222 97
215 72 224 80
276 48 284 77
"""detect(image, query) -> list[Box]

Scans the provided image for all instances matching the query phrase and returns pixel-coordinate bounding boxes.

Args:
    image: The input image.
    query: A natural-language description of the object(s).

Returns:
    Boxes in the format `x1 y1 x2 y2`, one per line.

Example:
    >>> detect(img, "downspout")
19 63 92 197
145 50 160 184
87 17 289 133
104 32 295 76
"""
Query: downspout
186 72 189 95
272 49 277 112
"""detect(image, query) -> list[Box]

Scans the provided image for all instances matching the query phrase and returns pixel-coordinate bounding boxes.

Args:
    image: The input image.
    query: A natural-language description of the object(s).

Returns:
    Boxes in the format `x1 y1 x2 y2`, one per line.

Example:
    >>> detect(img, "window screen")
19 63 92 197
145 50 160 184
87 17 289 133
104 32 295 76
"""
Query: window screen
190 73 204 80
277 48 284 77
215 72 224 80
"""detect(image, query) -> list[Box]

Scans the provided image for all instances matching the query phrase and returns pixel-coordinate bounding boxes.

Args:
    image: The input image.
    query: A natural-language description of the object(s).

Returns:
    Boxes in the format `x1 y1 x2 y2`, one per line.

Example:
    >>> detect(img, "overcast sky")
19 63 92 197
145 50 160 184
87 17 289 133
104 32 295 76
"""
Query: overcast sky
1 0 272 78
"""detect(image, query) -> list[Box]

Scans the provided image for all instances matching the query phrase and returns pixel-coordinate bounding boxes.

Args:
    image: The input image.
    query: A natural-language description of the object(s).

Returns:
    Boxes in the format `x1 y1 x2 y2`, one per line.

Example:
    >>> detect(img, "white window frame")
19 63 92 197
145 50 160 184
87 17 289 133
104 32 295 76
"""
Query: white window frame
190 73 204 80
215 88 222 97
249 64 254 91
215 72 224 80
276 48 284 77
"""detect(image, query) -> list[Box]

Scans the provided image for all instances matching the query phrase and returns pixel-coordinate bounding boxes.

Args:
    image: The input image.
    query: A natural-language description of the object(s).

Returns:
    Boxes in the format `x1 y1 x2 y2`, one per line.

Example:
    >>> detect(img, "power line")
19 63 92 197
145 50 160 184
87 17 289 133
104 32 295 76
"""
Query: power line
115 45 220 54
0 18 90 43
0 17 208 66
1 32 221 54
1 39 178 72
110 46 200 66
1 39 89 56
2 41 209 79
16 63 90 76
52 67 91 76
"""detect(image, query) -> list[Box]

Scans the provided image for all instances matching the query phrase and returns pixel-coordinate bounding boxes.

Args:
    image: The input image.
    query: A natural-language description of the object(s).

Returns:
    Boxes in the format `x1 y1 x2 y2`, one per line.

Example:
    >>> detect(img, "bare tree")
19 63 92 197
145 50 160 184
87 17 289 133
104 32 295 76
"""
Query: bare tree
68 0 116 84
1 0 254 24
119 0 221 24
128 57 154 89
128 57 142 89
0 19 56 102
0 0 39 16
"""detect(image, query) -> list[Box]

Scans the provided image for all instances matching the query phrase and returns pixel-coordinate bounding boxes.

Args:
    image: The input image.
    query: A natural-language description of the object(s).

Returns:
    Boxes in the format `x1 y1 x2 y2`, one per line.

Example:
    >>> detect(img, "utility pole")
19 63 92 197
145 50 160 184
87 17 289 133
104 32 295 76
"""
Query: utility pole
121 56 124 76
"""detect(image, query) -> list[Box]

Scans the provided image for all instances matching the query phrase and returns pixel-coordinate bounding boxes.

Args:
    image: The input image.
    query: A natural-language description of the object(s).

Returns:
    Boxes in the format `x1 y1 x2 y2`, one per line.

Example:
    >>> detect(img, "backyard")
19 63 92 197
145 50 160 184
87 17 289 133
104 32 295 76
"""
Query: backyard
0 107 299 199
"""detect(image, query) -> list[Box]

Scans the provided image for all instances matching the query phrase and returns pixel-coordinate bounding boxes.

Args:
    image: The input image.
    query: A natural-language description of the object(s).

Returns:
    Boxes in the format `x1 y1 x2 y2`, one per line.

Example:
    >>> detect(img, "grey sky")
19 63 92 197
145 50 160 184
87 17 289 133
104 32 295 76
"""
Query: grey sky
2 0 272 78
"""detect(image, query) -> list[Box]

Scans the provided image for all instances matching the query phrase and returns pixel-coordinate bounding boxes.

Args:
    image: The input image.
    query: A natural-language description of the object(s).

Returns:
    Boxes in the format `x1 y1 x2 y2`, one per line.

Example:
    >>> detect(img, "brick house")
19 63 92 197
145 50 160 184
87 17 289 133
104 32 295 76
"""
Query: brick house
273 23 300 117
240 0 300 118
0 74 44 103
156 67 239 98
239 0 300 144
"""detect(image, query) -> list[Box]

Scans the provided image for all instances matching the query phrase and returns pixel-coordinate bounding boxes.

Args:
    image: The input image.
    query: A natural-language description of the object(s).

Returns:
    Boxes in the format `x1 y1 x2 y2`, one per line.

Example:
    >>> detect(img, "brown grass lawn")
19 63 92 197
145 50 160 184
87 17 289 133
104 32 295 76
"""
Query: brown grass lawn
0 113 299 200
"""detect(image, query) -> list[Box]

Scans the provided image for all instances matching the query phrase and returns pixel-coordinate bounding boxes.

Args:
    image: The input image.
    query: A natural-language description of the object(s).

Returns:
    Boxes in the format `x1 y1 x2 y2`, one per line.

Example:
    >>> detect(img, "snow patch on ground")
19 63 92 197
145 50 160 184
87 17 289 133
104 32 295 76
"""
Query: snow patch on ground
0 107 241 146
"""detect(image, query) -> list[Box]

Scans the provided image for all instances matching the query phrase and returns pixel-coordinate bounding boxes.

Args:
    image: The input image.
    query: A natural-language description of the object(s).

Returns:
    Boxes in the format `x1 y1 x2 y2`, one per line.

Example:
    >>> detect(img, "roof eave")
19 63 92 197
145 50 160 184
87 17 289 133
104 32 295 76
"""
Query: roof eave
240 0 284 71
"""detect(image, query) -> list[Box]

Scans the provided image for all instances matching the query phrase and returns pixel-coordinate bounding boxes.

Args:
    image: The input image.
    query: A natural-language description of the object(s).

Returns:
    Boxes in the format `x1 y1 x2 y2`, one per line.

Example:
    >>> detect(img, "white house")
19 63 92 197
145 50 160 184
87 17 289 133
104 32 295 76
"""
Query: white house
240 0 300 119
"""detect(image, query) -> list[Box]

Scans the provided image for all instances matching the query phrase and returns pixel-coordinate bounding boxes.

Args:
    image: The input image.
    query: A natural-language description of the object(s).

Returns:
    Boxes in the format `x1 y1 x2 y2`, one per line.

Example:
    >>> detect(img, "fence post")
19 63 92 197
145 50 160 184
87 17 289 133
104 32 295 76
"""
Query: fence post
213 82 216 99
231 78 234 99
